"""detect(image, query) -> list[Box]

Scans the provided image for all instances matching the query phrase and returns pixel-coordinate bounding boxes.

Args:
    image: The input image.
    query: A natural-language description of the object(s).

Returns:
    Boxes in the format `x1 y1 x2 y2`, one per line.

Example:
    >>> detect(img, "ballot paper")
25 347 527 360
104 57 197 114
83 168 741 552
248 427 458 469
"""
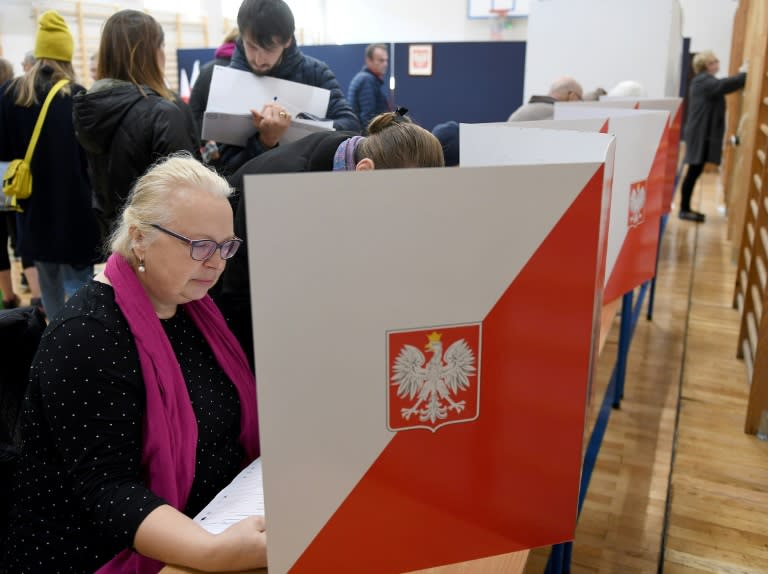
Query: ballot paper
193 457 265 534
202 112 334 147
202 66 334 146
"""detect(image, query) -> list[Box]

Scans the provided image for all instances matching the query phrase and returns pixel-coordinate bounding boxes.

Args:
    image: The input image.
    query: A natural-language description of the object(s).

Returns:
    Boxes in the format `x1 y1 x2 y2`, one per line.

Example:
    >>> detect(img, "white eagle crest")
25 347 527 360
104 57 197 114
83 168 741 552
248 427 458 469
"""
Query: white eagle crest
628 183 646 227
391 332 476 425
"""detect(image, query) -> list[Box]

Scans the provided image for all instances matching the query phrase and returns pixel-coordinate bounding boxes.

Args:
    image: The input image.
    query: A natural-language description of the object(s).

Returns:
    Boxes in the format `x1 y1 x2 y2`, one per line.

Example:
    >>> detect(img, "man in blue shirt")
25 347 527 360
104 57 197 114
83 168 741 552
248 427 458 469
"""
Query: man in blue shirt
348 44 390 133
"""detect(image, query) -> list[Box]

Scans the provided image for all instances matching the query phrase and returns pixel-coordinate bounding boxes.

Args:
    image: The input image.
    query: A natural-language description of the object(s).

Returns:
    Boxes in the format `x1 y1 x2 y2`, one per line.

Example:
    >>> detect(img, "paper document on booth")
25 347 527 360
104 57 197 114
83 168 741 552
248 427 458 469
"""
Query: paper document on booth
193 457 265 534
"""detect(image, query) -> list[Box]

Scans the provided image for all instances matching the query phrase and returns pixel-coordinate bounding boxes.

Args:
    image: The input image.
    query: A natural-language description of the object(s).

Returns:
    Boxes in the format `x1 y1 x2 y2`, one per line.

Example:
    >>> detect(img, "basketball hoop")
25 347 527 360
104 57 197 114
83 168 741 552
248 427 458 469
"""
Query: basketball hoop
489 8 509 41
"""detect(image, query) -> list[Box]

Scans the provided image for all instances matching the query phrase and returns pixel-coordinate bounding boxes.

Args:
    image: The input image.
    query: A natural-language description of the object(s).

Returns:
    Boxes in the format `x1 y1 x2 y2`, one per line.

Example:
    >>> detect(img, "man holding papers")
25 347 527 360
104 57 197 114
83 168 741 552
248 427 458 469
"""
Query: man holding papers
217 0 360 174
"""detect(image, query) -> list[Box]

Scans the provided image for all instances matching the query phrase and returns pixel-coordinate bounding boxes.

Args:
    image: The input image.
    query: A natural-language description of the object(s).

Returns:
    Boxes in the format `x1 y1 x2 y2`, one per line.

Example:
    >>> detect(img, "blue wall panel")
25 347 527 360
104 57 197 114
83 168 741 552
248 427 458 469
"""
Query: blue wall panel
179 41 527 134
393 42 525 131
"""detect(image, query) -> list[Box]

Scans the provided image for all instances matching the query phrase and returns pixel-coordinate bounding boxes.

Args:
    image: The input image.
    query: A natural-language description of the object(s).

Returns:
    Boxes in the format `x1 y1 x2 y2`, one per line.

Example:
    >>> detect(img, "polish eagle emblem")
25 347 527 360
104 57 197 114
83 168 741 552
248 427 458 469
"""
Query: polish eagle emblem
389 329 479 432
628 180 646 228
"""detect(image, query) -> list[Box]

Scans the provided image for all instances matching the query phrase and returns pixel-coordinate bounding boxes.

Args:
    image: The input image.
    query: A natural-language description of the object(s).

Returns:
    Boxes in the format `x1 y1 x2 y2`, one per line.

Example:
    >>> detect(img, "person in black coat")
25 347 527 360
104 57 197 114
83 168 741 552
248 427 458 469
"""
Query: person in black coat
0 11 100 321
73 10 198 241
215 111 445 365
680 50 746 222
189 27 239 143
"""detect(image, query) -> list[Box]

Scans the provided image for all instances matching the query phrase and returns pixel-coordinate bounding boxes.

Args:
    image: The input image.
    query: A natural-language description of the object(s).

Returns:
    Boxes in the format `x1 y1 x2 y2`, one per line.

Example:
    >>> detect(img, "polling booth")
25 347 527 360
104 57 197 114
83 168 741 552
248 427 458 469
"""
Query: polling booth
461 108 669 305
549 107 669 303
562 97 685 214
243 135 614 572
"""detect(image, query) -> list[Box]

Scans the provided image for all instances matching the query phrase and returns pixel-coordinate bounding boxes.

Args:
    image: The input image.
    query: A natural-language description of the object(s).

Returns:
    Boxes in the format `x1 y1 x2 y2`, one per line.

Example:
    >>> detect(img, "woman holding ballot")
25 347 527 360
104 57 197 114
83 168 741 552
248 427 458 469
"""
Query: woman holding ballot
217 110 445 365
2 155 265 573
74 10 197 241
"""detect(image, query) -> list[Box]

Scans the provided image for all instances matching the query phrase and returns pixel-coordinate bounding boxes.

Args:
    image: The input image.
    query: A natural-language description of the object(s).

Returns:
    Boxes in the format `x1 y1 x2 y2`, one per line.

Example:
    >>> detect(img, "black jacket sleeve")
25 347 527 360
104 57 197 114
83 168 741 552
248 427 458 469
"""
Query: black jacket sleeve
699 72 747 98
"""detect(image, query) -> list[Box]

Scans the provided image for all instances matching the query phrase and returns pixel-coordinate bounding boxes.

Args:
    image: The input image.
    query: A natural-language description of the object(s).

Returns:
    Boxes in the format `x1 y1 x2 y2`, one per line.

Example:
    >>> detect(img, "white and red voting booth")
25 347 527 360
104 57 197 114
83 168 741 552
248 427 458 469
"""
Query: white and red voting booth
462 108 668 303
244 140 613 573
551 106 669 302
566 98 684 214
599 98 684 214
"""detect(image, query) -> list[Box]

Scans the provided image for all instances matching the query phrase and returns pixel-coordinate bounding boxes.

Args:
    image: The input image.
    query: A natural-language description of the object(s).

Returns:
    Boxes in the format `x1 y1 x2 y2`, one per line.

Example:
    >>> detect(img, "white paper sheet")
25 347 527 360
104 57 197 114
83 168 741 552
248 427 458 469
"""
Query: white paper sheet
207 65 330 117
202 111 334 146
203 66 334 145
193 457 265 534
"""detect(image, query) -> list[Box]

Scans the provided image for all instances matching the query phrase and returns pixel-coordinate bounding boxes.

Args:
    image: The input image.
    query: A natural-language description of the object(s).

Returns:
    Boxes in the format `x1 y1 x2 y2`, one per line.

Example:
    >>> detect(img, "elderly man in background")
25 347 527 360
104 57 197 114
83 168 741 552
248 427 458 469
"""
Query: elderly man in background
508 76 583 121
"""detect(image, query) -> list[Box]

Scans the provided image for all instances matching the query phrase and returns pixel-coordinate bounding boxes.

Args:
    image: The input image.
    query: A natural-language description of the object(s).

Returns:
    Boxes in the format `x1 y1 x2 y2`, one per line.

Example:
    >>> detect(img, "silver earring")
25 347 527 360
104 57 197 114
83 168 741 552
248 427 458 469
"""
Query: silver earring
138 259 146 273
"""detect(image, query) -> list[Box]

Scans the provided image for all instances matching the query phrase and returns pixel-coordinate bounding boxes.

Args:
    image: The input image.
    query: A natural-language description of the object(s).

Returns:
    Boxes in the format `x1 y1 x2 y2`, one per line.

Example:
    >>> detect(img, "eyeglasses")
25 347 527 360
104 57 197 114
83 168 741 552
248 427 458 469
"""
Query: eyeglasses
148 223 242 261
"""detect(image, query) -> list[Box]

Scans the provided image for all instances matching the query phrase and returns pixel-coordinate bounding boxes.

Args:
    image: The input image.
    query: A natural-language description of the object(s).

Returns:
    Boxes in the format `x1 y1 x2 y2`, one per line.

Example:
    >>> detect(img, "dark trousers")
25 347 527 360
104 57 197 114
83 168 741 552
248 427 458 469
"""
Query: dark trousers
680 163 705 212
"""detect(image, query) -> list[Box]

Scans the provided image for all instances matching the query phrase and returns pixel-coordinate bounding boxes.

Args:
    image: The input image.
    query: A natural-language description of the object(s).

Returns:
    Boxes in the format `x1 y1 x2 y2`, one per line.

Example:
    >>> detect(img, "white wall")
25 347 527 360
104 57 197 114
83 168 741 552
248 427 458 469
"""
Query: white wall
323 0 527 44
524 0 682 100
679 0 738 76
0 1 39 77
1 0 736 72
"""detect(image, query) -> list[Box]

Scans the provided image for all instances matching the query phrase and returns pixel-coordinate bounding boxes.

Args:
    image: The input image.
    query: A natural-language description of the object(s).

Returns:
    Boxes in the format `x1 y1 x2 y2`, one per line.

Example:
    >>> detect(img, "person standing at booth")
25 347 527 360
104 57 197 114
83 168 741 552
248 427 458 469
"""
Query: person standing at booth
215 0 361 175
680 50 746 223
348 43 390 133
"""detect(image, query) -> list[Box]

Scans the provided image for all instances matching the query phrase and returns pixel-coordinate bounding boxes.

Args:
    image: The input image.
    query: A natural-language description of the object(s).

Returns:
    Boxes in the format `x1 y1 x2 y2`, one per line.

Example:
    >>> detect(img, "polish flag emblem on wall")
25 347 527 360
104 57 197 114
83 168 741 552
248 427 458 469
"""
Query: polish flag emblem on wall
388 324 481 432
628 179 646 228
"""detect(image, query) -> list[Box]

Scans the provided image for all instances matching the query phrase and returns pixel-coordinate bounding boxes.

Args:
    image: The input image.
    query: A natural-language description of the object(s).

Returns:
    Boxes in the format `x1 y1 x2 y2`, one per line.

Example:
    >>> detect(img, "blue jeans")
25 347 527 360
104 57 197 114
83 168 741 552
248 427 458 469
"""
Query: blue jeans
35 262 94 321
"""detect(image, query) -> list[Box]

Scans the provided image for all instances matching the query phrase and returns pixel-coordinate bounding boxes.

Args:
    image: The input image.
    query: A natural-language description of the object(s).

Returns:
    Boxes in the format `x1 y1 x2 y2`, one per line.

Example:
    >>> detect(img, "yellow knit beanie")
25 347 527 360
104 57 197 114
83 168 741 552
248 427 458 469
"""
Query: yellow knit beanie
34 11 74 63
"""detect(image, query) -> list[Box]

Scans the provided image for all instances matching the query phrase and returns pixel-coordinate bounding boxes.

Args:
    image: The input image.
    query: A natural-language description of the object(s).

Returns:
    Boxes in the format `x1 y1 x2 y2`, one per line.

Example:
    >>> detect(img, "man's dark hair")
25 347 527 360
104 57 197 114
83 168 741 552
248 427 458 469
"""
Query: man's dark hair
237 0 295 49
365 43 388 60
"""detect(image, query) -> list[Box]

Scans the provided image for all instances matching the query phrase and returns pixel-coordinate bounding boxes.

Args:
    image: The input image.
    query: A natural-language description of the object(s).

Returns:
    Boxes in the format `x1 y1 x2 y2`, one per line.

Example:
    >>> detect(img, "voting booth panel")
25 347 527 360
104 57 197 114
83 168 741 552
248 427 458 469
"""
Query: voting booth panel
549 107 669 303
461 110 668 304
596 97 684 213
246 156 612 572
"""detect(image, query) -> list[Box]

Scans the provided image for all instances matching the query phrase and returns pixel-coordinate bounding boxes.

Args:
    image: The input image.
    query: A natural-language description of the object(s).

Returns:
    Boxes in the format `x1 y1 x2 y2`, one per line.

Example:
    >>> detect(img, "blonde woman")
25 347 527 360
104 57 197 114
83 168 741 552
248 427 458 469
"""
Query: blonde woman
0 11 100 320
3 155 265 573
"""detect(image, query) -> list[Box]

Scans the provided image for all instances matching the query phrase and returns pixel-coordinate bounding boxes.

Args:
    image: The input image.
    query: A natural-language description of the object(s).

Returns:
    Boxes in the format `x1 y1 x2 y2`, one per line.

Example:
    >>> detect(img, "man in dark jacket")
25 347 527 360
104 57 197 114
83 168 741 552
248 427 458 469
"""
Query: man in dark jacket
680 50 746 222
348 44 390 133
216 0 361 175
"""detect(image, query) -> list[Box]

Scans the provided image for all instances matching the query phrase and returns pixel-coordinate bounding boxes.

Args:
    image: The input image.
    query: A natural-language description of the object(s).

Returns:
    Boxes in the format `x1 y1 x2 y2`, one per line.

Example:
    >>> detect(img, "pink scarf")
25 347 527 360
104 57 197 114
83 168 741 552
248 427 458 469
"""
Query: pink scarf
97 253 260 574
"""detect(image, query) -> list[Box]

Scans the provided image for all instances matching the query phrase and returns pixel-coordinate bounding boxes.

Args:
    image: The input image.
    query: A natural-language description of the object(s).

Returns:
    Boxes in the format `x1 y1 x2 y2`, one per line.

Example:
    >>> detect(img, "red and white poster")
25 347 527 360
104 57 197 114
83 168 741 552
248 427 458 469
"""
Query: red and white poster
245 150 613 572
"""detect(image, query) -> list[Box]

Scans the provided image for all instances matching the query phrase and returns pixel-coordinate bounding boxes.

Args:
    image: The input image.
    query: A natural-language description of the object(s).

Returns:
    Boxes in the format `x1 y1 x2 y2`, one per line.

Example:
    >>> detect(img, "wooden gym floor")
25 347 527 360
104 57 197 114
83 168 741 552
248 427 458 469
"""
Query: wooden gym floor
524 171 768 573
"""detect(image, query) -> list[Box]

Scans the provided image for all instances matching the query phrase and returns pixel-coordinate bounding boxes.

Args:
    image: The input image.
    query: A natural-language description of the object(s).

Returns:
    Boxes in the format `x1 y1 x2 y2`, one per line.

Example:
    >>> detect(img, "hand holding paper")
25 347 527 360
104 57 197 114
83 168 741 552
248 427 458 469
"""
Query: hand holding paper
251 103 292 148
202 66 334 146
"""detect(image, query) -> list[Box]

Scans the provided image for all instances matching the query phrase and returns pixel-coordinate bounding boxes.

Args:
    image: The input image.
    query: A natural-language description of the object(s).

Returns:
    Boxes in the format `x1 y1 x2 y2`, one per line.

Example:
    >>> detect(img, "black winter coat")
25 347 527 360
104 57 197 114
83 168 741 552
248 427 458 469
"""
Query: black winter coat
0 76 100 265
683 71 746 165
73 80 198 236
215 131 354 365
